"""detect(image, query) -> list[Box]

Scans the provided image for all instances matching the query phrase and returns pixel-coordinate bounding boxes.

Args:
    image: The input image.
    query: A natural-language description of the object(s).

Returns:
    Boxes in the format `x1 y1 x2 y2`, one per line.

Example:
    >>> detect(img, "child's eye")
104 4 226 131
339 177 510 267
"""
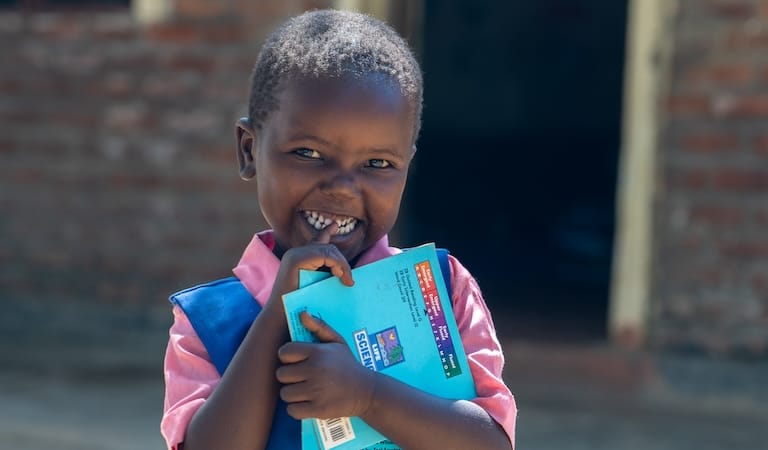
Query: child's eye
294 148 321 159
367 159 392 169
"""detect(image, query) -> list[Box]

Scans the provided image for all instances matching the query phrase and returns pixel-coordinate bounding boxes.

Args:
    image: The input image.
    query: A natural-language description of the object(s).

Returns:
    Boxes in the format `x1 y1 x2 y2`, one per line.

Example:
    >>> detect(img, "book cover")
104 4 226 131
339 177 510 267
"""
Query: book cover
282 243 477 450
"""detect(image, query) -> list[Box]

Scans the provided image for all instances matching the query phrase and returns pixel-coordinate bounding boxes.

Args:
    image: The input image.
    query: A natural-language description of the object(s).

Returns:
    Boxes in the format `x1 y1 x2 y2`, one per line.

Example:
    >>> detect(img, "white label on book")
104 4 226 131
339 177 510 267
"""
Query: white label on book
317 416 355 449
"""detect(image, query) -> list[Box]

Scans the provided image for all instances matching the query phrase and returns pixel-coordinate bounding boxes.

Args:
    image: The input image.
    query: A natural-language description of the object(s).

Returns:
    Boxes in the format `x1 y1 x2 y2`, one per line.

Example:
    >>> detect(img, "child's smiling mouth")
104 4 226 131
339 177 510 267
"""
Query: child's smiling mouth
303 210 359 235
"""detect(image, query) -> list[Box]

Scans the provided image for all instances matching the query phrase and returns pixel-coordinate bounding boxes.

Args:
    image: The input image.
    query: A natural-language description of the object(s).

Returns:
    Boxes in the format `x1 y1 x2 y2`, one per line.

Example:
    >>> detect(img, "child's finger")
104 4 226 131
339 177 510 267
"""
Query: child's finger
305 224 354 286
279 381 312 404
285 401 315 420
326 255 354 286
275 357 309 383
277 341 312 364
300 311 346 344
309 222 338 245
300 245 353 286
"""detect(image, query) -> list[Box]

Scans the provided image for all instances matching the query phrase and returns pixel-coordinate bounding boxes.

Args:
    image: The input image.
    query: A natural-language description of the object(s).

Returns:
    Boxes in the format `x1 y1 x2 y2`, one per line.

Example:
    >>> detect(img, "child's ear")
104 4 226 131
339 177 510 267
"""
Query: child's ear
235 117 257 180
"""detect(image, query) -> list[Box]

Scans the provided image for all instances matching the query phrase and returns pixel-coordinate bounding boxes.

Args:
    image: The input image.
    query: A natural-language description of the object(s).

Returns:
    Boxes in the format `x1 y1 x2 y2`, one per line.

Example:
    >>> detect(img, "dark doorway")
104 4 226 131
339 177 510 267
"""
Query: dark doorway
402 1 628 342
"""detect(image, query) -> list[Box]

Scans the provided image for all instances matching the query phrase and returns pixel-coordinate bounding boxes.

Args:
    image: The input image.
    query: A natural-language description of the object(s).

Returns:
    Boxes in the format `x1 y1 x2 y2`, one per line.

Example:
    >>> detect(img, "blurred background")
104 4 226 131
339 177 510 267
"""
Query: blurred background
1 0 767 449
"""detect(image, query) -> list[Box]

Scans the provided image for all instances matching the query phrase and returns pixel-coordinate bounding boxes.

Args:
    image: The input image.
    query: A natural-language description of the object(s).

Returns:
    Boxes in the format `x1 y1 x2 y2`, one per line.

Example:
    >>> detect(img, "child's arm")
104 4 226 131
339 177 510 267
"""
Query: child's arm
278 313 513 450
181 225 354 450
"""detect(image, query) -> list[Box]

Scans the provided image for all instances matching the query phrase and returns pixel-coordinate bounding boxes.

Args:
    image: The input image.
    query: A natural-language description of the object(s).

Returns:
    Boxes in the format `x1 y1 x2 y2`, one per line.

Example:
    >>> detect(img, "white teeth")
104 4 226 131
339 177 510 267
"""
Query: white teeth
303 210 357 235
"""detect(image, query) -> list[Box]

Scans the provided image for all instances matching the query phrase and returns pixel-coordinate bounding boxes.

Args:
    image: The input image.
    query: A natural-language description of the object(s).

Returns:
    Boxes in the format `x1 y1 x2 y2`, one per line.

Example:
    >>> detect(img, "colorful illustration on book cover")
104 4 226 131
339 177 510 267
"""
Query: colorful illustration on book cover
374 327 405 367
414 260 463 378
353 327 405 372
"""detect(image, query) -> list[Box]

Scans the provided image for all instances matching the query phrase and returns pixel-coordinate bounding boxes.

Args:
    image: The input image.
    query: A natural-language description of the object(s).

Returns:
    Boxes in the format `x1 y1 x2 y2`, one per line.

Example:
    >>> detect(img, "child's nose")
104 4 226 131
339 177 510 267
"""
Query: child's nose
319 170 360 199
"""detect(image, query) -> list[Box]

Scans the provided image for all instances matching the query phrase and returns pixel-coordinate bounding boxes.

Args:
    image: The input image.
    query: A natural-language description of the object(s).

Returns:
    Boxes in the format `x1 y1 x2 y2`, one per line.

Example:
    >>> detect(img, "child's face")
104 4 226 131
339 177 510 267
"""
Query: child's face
240 75 416 261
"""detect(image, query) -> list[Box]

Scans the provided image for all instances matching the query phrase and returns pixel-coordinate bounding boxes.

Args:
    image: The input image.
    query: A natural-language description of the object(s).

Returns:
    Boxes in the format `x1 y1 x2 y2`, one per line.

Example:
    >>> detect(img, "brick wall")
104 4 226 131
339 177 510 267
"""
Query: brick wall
0 1 330 316
3 0 767 357
652 0 768 356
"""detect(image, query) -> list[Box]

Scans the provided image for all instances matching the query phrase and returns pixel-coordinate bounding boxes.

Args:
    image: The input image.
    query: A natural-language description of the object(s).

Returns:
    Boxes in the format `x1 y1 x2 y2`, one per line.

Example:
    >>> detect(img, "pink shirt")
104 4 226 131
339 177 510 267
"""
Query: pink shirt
162 231 516 449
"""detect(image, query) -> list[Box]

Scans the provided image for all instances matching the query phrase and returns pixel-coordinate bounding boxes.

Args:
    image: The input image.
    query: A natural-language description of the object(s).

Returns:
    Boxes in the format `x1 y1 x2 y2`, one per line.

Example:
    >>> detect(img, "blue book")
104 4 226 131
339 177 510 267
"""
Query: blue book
282 243 477 450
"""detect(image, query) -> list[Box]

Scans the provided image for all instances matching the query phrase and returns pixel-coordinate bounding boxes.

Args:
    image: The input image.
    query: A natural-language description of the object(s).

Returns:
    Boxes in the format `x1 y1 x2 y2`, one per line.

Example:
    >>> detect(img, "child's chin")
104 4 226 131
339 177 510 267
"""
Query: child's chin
329 230 358 247
330 232 365 258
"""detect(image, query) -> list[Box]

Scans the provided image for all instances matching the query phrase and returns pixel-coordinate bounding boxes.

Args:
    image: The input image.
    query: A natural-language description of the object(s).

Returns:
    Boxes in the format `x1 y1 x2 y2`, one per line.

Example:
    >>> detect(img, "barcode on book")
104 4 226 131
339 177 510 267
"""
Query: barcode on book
316 416 355 449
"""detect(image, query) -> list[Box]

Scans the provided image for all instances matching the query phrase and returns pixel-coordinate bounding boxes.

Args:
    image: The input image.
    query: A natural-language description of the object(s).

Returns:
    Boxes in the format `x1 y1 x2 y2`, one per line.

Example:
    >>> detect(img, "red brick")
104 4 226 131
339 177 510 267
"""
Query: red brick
0 9 284 313
726 28 768 50
91 13 135 39
165 55 217 73
0 110 38 123
145 22 200 43
47 112 101 128
0 79 22 92
198 145 237 165
234 0 301 21
108 173 165 189
0 139 13 153
752 274 768 293
690 267 724 284
710 0 757 19
175 0 236 20
28 14 87 40
667 168 768 192
104 104 157 130
755 209 768 225
754 134 768 155
724 96 768 117
666 168 710 189
204 82 246 102
300 0 332 10
201 22 249 43
140 76 190 97
689 205 745 225
680 131 740 152
666 94 711 116
720 241 768 259
680 234 705 251
106 54 158 71
685 63 754 86
8 168 43 183
86 74 135 97
146 21 246 44
713 169 768 191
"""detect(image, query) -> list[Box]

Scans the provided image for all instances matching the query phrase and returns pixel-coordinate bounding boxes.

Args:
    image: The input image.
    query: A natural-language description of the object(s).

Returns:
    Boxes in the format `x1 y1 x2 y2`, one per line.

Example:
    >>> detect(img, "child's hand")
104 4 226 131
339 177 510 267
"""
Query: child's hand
276 312 376 420
268 223 355 313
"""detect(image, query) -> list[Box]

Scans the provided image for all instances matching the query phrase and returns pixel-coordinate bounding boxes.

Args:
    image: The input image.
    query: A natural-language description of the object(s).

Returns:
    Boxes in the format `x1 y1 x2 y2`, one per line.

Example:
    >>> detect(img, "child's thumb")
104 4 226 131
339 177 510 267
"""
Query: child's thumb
300 311 345 344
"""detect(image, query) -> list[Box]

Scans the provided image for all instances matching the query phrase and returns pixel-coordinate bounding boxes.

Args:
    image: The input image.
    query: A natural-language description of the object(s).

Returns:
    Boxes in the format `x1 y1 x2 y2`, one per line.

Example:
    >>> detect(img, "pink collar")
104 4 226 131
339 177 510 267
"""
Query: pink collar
232 230 398 307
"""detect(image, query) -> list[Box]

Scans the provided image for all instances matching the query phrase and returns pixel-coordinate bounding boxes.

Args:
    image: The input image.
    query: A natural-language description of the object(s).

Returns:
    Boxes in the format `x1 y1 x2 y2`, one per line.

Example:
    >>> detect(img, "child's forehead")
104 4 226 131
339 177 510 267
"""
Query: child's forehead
265 74 417 147
278 74 414 116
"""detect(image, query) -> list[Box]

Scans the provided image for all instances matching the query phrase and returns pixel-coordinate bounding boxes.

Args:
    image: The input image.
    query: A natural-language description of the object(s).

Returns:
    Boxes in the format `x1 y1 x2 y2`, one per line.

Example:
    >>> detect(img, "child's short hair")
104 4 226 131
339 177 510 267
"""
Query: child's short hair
248 9 423 139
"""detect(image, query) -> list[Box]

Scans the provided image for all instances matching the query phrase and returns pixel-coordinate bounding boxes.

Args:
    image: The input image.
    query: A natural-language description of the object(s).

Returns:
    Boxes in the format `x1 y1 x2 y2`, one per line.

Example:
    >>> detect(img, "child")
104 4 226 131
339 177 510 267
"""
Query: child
161 9 516 450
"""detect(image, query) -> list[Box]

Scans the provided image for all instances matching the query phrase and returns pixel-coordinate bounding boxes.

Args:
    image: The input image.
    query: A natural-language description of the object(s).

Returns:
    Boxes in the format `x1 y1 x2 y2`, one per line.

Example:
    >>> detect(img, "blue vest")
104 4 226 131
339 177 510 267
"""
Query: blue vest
170 249 452 450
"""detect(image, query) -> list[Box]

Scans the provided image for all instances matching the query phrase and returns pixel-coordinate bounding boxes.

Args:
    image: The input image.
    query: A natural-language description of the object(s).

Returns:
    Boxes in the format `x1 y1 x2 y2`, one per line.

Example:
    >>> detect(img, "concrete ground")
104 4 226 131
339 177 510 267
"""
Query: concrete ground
1 307 767 450
0 372 164 450
504 342 768 450
2 363 767 450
